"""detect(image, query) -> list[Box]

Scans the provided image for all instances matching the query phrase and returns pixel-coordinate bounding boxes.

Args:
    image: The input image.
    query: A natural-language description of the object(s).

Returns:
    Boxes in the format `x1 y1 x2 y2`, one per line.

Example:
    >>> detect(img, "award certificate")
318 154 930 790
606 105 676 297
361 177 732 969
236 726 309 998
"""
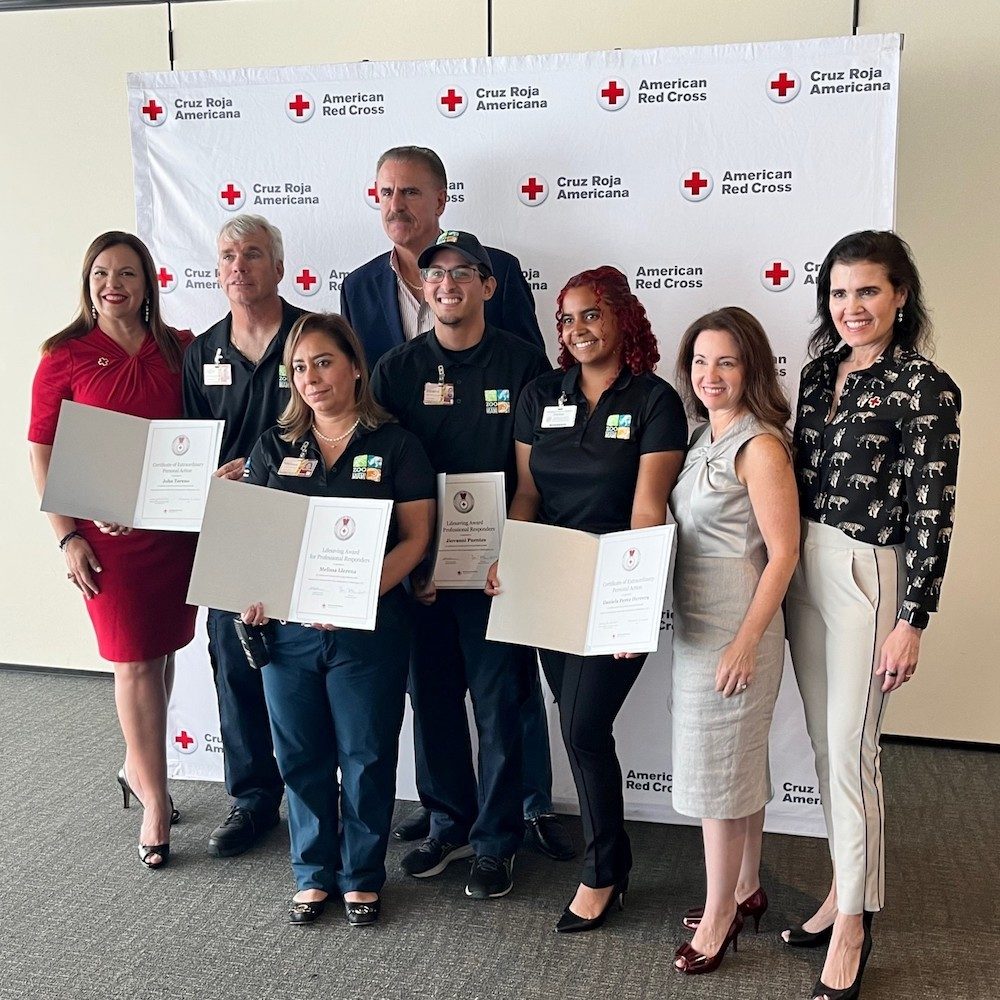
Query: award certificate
432 472 506 589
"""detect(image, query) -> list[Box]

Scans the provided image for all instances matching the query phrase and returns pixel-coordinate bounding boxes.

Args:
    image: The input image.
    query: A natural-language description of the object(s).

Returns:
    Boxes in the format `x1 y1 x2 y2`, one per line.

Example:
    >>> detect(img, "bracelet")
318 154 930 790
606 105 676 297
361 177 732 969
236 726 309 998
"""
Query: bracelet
58 529 82 550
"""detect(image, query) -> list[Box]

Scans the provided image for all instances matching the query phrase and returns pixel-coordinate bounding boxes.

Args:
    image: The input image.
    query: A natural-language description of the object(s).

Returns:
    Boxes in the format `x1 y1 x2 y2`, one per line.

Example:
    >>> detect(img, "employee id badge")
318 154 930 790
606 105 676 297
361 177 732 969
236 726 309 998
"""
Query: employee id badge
277 457 318 477
203 363 233 386
541 404 578 428
423 382 455 406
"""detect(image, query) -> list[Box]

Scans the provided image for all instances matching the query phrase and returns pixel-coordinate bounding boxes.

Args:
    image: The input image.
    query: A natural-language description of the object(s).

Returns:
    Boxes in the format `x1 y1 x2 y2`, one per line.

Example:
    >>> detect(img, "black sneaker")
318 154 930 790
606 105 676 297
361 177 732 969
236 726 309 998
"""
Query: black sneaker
400 837 474 878
207 806 278 858
465 855 514 899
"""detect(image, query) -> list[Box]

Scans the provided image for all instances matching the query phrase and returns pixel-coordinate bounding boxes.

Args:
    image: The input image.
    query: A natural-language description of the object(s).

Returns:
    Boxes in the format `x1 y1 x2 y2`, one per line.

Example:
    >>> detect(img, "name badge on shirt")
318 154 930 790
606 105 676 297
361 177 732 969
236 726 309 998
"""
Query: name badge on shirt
541 404 578 428
423 382 455 406
278 457 317 477
203 364 232 386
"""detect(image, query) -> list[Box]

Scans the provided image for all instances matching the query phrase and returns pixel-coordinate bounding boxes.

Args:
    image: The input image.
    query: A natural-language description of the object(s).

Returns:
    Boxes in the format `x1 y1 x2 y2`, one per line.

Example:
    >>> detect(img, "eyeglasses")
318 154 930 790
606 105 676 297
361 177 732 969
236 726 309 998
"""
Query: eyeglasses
419 265 485 284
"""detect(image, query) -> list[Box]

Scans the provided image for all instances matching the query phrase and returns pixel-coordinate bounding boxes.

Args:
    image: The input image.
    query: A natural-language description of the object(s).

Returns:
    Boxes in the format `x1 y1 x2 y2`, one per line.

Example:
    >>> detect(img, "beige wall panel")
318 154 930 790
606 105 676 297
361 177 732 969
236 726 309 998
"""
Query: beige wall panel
493 0 852 54
172 0 488 69
0 4 171 673
858 2 999 742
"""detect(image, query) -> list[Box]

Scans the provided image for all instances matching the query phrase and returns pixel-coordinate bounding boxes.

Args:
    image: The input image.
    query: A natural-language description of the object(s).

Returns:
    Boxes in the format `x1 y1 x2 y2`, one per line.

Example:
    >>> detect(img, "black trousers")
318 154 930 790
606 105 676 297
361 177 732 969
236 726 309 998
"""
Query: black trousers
540 649 646 888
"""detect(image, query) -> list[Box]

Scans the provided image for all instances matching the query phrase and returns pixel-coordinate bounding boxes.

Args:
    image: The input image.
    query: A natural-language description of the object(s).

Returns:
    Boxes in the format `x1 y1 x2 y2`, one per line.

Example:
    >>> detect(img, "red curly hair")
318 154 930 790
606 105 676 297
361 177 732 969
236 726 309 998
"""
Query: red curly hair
555 266 660 375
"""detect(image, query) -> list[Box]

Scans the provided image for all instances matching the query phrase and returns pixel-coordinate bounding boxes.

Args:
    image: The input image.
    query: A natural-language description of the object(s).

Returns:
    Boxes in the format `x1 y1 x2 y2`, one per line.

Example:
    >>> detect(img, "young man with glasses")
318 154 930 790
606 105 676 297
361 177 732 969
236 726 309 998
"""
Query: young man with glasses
370 231 554 899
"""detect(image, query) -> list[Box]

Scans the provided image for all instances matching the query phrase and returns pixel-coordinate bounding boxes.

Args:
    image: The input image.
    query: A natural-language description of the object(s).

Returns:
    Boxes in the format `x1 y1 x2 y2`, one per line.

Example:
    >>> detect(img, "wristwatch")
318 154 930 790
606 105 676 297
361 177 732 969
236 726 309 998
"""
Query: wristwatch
899 609 930 630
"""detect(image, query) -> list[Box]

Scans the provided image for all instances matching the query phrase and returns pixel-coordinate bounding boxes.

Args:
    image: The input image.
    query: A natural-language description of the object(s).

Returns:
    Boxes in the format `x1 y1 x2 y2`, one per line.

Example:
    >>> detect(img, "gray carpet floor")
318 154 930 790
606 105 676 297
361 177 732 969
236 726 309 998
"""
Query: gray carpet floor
1 667 997 1000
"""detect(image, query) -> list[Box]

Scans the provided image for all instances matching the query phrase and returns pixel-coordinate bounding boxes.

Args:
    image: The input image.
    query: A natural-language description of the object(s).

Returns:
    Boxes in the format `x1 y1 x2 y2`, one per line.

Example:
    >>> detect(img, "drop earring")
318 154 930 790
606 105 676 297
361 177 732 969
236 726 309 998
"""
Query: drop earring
897 307 904 324
144 300 150 324
91 305 97 322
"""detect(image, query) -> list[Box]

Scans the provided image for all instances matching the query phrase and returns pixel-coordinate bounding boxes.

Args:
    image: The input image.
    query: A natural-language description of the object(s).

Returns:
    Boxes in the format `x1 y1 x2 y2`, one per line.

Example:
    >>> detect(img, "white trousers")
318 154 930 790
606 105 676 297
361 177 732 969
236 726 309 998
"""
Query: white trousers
786 518 904 914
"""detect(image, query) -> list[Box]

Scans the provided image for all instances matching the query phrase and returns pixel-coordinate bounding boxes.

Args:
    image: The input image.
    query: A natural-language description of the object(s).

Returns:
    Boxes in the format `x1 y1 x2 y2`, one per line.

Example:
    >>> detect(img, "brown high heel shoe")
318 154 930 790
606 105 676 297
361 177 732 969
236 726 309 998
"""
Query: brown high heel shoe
674 911 743 975
682 886 768 932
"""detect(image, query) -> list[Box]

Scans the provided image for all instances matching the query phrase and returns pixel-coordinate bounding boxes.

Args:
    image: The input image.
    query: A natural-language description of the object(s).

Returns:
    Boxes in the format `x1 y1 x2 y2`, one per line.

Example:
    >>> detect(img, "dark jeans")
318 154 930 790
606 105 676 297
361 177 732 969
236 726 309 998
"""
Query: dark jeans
540 649 646 888
206 607 283 817
260 591 410 893
409 589 528 858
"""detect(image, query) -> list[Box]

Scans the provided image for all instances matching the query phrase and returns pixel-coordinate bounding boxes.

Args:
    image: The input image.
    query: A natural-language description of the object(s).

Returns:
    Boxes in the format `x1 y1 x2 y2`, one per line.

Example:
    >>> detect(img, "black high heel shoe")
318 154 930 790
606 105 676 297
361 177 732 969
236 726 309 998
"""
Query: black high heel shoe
118 768 180 825
137 842 170 869
784 921 834 947
554 880 627 933
811 912 874 1000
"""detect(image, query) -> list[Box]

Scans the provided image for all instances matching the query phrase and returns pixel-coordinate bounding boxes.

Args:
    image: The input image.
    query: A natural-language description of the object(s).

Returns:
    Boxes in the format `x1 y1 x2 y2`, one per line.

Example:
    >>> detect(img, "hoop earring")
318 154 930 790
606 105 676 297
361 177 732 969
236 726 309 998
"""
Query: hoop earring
90 305 97 322
896 307 904 324
144 300 150 324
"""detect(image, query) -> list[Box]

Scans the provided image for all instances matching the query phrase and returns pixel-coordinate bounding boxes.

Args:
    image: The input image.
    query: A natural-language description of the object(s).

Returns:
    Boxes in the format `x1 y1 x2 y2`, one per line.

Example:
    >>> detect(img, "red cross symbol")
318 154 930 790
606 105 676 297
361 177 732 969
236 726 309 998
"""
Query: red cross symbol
288 93 311 117
764 261 790 286
220 184 242 206
296 269 318 292
156 267 174 288
142 99 163 121
175 730 195 750
770 72 796 97
440 88 464 112
684 172 709 197
368 184 380 203
602 80 625 105
521 177 545 201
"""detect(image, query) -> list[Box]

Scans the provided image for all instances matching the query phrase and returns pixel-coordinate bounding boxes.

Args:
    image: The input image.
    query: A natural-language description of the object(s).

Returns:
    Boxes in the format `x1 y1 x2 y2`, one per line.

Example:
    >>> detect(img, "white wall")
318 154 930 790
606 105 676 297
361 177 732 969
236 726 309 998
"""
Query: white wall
1 0 995 742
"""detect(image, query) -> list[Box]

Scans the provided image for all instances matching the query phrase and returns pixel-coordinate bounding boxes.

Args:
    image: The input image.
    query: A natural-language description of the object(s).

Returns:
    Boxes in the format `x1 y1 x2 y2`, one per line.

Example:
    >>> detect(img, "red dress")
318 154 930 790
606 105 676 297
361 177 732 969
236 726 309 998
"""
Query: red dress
29 326 199 662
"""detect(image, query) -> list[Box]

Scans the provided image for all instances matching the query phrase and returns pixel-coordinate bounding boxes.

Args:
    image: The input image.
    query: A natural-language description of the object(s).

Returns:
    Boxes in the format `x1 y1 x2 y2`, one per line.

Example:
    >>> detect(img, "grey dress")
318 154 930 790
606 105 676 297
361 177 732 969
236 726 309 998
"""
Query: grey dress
669 413 785 819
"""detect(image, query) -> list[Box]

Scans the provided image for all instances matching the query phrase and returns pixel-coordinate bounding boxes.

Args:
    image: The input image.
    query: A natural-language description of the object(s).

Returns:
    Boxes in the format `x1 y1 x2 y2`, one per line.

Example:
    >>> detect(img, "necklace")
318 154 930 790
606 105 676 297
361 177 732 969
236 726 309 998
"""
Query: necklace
313 418 360 445
230 337 265 365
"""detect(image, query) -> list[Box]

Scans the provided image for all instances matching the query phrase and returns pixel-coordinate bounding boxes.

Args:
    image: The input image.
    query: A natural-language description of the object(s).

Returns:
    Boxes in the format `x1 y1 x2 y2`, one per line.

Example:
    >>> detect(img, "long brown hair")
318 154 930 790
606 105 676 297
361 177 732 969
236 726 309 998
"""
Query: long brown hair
41 231 185 372
675 307 791 447
278 313 392 443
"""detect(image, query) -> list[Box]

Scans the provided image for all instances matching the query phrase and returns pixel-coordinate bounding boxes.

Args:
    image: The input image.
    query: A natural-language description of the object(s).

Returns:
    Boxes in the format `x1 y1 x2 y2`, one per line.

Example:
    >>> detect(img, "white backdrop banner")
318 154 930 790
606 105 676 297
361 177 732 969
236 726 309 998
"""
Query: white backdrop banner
132 34 901 838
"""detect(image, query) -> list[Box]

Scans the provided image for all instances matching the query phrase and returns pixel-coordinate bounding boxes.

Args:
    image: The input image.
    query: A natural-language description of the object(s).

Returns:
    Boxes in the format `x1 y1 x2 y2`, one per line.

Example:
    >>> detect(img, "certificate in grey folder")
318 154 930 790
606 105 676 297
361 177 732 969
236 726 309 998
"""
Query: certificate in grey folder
188 477 392 629
486 520 675 656
40 400 223 531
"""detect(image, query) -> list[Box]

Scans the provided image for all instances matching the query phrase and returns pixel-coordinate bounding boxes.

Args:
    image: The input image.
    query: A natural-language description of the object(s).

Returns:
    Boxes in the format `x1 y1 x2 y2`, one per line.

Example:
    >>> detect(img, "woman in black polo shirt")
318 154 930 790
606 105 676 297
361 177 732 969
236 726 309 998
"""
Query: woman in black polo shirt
488 266 687 932
785 232 960 1000
240 313 435 927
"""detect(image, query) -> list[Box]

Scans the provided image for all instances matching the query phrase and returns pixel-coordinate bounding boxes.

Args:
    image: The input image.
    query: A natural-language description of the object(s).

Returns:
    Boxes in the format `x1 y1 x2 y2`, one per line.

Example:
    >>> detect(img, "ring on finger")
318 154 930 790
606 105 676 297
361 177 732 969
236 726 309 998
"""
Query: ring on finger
739 682 748 692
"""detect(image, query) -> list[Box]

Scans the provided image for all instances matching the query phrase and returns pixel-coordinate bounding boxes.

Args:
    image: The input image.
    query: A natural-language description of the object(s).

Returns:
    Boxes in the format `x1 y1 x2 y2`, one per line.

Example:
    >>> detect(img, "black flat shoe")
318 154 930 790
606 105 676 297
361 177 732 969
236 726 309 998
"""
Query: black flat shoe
289 898 327 925
392 805 431 841
811 913 874 1000
554 881 627 933
118 768 180 825
345 897 381 927
525 814 576 861
138 843 170 869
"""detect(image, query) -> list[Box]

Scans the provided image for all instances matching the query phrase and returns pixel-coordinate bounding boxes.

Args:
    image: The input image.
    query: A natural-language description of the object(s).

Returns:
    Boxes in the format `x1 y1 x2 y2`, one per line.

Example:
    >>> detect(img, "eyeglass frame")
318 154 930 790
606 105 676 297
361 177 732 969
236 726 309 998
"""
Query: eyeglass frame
419 264 489 284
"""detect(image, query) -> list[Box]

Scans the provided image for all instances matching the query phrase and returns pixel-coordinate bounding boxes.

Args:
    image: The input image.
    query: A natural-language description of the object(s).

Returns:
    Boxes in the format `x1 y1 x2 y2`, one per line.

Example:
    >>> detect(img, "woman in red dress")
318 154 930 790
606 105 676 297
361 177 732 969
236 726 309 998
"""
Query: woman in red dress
28 232 197 869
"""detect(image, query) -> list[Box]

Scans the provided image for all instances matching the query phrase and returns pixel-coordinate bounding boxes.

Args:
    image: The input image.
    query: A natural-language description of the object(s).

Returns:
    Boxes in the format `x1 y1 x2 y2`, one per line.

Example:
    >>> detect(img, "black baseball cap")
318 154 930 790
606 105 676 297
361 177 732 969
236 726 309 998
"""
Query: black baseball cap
417 230 494 277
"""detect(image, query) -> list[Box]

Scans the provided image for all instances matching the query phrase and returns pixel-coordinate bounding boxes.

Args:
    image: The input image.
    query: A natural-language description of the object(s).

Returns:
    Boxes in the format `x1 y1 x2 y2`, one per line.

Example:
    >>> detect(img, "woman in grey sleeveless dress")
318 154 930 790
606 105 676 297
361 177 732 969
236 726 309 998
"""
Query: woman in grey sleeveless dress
669 308 800 975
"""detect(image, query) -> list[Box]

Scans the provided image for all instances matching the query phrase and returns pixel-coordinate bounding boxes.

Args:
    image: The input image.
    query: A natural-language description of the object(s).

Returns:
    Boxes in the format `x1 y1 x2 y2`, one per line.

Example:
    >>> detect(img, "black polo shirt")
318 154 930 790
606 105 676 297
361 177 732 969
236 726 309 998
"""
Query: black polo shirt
515 366 688 534
243 422 435 553
370 325 551 499
182 299 305 465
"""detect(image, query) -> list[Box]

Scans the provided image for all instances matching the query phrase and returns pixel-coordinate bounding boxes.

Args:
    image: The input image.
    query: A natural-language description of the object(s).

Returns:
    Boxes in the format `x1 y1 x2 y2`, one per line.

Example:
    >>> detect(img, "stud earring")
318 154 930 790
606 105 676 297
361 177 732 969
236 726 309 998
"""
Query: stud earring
897 307 904 324
144 300 150 324
91 305 97 322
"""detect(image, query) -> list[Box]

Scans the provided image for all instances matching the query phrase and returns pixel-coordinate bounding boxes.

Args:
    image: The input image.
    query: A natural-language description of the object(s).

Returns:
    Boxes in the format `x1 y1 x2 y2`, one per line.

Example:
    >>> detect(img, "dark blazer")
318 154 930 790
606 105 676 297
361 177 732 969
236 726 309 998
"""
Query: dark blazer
340 245 545 367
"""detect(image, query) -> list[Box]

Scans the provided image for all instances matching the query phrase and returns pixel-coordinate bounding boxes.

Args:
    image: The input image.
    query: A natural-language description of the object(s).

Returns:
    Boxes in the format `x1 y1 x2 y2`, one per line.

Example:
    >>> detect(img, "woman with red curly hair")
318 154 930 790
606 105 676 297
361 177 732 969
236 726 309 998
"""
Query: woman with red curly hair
487 266 687 932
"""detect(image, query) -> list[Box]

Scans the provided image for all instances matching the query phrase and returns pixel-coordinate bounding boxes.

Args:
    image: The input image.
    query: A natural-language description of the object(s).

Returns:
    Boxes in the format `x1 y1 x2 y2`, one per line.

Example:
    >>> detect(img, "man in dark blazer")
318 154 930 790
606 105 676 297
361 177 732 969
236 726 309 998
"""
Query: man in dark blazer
342 147 572 863
340 145 545 366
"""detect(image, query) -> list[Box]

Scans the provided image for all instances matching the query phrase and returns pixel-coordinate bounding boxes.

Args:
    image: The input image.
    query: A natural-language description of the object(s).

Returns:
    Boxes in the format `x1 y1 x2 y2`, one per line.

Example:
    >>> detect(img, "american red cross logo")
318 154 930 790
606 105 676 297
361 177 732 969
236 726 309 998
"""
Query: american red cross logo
142 99 163 121
521 177 544 200
296 268 318 293
684 172 709 197
175 730 195 750
288 93 310 116
770 72 796 97
602 80 625 105
220 183 242 206
156 266 174 288
368 184 379 203
440 88 463 112
764 262 789 285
